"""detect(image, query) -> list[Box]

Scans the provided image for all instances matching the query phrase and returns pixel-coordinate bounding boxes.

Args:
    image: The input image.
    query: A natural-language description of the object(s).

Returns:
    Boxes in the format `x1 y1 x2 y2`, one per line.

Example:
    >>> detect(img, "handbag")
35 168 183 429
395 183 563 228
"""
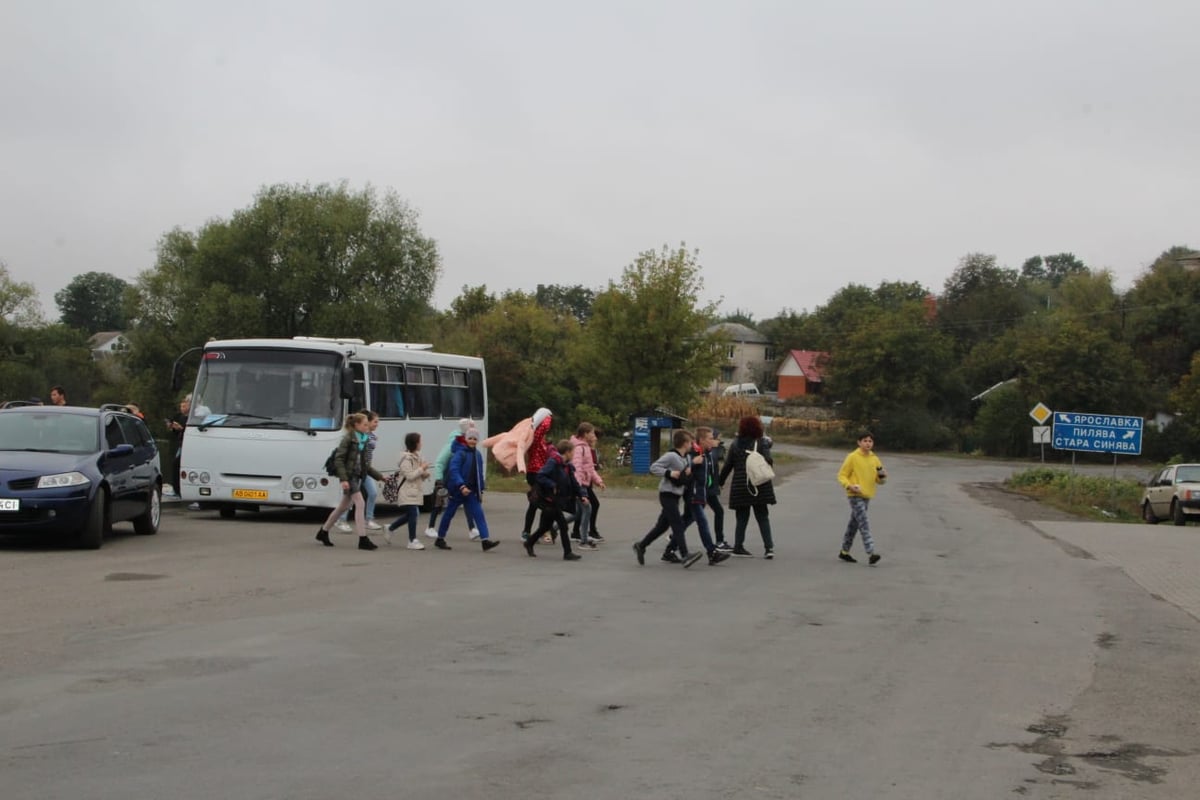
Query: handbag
745 440 775 494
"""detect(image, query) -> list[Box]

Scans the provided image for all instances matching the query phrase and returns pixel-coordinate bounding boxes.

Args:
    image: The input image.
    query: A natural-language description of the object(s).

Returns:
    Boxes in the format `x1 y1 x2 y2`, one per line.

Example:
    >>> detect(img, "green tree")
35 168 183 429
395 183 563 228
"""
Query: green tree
450 285 498 321
55 271 129 332
1020 253 1087 287
438 290 580 431
535 284 595 324
570 244 723 419
972 382 1032 457
938 253 1032 351
0 260 44 327
1123 245 1200 406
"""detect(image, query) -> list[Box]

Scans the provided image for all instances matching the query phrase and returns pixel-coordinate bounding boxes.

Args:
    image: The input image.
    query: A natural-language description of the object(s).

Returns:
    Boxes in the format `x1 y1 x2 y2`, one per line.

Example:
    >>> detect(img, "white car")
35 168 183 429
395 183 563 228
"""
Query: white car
1141 463 1200 525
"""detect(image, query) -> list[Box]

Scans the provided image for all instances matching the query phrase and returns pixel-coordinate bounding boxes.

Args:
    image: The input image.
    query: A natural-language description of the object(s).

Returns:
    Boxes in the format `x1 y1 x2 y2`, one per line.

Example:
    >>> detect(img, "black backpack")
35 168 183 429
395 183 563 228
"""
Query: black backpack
323 448 337 476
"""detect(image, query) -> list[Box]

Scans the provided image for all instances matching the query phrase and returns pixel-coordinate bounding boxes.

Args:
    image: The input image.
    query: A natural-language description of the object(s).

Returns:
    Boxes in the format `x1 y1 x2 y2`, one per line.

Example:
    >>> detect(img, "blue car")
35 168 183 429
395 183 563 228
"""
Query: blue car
0 405 162 548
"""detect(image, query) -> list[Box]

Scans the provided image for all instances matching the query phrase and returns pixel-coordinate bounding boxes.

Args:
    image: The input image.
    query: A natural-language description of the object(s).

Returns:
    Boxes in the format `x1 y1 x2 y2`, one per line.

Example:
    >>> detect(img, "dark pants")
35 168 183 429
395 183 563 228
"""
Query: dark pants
706 491 725 543
523 473 539 533
530 505 573 555
638 492 689 556
734 505 774 550
171 449 182 497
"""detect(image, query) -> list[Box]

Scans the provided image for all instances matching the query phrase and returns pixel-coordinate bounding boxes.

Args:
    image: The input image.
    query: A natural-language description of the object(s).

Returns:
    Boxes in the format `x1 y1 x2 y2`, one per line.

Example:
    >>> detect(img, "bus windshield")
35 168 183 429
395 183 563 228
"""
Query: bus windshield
188 348 343 431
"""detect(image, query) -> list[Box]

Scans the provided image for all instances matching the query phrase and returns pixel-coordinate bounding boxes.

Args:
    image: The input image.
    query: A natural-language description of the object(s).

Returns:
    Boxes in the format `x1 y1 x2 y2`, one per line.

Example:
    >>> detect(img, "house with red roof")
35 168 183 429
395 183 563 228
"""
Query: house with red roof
777 349 827 399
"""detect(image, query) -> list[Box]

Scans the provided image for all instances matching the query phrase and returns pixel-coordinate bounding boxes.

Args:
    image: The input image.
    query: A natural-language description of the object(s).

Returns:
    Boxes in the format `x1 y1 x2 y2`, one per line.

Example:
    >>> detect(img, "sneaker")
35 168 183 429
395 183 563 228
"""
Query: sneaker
708 550 730 565
406 539 425 550
632 541 646 566
763 548 775 560
682 552 704 569
524 538 537 558
577 541 598 551
869 553 882 565
839 550 857 563
481 539 500 551
661 551 682 564
424 527 438 539
434 538 451 550
715 541 733 552
731 546 754 558
358 536 378 551
334 521 353 533
589 532 605 542
563 552 582 561
469 528 481 541
365 520 384 531
570 531 581 540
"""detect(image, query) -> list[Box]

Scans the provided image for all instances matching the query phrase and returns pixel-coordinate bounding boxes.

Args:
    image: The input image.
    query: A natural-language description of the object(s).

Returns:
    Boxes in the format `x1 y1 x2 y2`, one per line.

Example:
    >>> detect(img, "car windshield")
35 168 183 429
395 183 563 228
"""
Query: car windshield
1176 466 1200 483
188 348 343 430
0 412 98 454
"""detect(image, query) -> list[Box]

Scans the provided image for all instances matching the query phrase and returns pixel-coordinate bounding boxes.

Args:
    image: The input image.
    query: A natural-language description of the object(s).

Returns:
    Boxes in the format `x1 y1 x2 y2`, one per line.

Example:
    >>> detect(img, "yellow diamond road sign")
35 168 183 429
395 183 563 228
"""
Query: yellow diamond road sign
1029 402 1052 425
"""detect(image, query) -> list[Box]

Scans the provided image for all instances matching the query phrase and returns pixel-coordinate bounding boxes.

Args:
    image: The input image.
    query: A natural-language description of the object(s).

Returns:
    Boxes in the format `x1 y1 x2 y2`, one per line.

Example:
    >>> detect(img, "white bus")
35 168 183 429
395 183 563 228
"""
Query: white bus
173 337 487 517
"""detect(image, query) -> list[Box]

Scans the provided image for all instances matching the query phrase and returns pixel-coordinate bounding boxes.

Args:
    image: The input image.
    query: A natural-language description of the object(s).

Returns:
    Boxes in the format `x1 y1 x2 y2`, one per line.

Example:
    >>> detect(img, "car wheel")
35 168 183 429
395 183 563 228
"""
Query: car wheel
134 484 161 535
1172 499 1186 526
79 489 108 549
219 507 236 519
1142 501 1159 525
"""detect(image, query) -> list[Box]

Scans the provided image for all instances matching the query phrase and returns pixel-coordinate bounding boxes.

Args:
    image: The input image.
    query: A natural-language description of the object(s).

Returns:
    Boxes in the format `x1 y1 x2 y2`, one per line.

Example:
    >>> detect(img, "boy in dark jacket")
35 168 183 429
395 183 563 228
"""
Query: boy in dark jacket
434 426 500 552
523 439 583 561
632 429 704 569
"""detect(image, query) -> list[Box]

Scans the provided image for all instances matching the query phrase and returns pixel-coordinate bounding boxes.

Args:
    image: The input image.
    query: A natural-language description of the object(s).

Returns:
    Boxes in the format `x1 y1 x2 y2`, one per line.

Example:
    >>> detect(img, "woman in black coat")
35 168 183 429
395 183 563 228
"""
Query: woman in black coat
718 415 776 559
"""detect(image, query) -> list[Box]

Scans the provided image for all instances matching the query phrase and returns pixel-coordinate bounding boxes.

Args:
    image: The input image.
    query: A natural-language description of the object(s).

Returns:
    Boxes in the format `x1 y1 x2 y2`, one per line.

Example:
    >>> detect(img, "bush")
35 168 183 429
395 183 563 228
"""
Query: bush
870 406 955 451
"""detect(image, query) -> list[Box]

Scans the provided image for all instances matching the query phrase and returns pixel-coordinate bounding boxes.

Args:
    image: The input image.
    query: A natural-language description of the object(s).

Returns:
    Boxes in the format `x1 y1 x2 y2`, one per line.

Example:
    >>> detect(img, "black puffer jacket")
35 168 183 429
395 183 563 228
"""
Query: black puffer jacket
719 435 776 508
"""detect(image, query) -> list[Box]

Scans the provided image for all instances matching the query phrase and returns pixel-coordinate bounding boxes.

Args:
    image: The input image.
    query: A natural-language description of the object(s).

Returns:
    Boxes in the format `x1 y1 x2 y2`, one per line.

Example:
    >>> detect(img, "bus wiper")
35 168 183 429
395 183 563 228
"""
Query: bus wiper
196 412 271 431
240 420 318 436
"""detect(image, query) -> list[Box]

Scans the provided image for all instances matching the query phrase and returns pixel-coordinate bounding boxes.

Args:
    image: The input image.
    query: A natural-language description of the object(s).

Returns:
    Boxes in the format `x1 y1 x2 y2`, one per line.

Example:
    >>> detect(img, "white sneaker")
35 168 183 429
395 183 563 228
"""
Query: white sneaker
424 527 438 539
365 520 384 531
334 521 353 533
469 528 481 541
406 539 426 550
384 530 393 546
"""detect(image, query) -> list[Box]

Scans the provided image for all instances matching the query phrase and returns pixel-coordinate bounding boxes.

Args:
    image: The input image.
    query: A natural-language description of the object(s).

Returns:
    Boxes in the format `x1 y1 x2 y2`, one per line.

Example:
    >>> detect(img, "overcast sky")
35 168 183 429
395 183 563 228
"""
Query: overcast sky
2 0 1197 324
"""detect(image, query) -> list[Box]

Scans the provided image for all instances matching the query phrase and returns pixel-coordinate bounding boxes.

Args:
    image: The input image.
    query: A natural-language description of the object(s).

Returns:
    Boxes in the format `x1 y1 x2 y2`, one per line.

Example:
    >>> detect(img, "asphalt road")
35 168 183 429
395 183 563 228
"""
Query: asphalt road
2 446 1197 799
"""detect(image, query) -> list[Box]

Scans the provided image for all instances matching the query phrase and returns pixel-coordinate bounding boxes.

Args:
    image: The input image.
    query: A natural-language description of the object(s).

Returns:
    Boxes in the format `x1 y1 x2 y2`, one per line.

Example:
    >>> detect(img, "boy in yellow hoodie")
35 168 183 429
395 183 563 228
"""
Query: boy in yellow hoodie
836 431 887 565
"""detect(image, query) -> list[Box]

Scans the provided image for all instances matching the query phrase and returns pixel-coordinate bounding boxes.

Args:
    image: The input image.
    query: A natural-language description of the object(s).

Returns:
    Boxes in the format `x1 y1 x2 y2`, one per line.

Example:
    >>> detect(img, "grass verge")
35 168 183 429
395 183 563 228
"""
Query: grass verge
1005 467 1145 522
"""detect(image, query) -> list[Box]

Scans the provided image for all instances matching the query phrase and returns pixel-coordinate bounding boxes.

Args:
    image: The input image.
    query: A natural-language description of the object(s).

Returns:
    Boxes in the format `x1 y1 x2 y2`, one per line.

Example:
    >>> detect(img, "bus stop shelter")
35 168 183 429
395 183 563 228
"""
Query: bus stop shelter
628 408 689 474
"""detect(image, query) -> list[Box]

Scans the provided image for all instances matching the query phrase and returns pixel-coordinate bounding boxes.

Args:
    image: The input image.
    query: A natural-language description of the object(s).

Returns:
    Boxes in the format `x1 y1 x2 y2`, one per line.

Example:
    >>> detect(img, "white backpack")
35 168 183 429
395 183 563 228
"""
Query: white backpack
745 439 775 494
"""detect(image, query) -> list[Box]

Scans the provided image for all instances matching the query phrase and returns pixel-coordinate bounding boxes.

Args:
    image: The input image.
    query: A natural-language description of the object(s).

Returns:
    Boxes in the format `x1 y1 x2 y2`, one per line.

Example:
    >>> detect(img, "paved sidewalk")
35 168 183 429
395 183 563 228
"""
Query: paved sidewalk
1032 520 1200 621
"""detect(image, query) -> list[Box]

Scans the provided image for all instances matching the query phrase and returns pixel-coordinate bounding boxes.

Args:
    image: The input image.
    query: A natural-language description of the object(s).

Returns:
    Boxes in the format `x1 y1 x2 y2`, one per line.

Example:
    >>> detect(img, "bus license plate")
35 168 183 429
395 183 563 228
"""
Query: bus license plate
0 498 18 511
232 489 268 500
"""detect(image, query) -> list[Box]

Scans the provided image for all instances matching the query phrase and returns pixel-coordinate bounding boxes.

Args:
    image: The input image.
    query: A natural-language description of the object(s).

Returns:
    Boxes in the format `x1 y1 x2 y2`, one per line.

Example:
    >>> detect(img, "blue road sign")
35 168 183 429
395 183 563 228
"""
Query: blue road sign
1051 411 1143 455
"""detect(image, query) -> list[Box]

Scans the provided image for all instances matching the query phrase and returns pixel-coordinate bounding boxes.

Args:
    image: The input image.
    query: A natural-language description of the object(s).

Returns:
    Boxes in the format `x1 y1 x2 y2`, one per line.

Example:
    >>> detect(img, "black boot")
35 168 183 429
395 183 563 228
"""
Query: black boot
358 535 377 551
481 539 500 551
316 529 334 547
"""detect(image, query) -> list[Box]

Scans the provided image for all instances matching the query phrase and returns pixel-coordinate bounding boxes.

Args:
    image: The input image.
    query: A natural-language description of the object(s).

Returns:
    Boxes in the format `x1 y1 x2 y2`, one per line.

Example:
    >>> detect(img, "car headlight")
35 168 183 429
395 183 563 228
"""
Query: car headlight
37 471 91 489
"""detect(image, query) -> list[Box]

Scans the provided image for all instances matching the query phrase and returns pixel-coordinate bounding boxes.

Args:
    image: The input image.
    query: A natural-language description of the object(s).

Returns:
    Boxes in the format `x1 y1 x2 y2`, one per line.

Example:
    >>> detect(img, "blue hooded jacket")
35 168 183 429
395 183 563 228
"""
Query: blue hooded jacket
446 435 486 494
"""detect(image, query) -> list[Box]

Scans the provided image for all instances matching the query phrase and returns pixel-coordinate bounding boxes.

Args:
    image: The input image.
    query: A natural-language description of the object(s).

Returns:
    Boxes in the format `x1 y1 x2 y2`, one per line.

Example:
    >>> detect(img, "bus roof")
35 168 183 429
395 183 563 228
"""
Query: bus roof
201 338 482 366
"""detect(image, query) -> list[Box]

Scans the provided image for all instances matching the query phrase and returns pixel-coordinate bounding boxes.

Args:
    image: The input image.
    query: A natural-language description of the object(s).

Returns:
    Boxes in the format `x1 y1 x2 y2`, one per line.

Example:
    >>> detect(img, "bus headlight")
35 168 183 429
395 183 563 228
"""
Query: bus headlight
305 477 318 489
188 470 199 483
199 471 210 484
292 476 304 489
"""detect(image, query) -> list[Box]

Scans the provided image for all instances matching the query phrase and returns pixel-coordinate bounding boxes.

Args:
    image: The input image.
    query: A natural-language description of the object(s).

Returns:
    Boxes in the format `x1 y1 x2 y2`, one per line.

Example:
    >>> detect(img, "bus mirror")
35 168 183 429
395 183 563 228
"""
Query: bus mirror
340 365 355 399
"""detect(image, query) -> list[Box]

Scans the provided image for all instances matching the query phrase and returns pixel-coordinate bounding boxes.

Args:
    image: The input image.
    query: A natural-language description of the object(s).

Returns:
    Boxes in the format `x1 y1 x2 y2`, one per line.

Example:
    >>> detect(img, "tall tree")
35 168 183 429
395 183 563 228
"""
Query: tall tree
0 260 44 327
55 271 129 332
570 244 723 419
535 284 595 324
1123 245 1200 406
937 253 1032 352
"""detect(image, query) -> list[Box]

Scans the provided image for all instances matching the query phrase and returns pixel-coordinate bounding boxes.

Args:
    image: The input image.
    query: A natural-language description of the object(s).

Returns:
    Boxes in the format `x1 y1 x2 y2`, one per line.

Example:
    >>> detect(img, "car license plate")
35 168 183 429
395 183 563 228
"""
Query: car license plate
232 489 268 500
0 498 18 511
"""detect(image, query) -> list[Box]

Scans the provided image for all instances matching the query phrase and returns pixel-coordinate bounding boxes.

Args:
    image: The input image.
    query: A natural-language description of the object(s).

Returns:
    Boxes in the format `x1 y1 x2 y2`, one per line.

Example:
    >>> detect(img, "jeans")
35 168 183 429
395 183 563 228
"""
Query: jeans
388 504 421 541
574 498 593 543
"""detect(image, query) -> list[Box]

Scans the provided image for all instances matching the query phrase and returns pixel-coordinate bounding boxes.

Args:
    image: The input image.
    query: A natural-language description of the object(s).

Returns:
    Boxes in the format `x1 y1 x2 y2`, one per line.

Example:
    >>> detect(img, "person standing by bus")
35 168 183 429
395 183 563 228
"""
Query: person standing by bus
386 432 431 549
167 394 190 500
336 410 382 532
316 413 384 550
426 418 477 540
